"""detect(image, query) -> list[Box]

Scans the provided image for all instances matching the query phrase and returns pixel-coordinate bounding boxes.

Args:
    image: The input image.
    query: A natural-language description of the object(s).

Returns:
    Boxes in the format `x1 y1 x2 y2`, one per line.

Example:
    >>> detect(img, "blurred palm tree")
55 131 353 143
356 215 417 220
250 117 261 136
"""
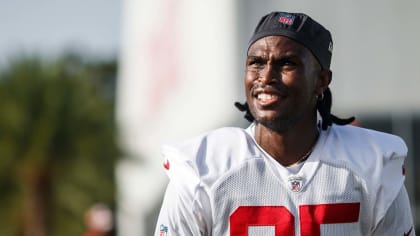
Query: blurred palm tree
0 54 119 236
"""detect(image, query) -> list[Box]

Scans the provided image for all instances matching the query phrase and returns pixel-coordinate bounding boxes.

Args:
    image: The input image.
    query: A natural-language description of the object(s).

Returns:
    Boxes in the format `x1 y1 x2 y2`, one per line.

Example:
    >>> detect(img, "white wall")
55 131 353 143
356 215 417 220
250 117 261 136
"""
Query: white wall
116 0 238 235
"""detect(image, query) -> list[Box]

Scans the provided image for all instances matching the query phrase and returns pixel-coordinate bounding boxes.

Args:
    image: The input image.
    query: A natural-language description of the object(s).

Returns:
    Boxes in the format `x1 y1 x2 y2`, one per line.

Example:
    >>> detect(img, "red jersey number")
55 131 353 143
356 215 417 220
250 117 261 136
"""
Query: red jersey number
230 202 360 236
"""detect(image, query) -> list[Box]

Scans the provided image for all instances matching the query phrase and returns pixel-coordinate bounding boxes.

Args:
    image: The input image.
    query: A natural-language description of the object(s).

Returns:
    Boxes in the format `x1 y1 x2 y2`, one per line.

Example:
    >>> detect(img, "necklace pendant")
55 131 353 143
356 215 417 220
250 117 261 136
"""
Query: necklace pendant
288 176 304 192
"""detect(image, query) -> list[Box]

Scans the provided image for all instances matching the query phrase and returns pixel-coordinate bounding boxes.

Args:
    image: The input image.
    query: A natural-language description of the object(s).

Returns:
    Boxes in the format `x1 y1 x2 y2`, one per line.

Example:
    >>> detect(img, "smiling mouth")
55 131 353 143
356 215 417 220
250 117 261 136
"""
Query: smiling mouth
256 92 280 106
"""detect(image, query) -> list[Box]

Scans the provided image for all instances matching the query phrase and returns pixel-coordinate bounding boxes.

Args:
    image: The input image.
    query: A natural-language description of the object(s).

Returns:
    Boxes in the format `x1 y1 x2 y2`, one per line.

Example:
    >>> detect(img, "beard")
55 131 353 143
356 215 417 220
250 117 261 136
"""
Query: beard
249 99 317 134
254 113 303 134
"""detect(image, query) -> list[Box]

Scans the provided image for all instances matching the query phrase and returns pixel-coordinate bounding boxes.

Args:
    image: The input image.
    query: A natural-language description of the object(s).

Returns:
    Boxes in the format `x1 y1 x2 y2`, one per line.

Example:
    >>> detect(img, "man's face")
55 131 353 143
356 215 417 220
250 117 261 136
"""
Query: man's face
245 35 327 132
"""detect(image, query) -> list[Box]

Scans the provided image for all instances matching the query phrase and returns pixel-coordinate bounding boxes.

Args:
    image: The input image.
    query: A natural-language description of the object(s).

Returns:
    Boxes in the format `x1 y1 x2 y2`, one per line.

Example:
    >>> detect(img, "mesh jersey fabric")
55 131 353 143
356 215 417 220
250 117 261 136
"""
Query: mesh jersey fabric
155 123 413 236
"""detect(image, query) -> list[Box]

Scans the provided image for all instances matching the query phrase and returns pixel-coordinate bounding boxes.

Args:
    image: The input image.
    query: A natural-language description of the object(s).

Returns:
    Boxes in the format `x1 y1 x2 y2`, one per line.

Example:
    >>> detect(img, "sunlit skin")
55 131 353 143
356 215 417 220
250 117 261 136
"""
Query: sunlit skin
245 36 331 166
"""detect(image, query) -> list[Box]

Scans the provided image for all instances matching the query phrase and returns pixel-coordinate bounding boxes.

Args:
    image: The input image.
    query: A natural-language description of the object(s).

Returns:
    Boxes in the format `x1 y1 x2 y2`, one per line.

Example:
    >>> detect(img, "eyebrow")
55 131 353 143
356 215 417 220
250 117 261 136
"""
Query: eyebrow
246 55 264 60
246 53 299 62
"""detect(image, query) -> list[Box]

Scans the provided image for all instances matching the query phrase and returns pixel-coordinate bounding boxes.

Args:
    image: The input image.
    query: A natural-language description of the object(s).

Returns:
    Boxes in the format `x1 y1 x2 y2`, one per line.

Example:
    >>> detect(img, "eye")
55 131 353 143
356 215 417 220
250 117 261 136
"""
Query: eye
283 60 295 66
277 58 297 71
248 57 263 65
246 57 266 71
279 58 296 66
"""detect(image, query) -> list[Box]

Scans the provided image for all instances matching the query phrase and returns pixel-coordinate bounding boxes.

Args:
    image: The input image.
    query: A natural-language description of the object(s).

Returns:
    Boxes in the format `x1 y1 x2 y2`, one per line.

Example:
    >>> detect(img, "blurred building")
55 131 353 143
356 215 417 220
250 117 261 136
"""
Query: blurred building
116 0 420 235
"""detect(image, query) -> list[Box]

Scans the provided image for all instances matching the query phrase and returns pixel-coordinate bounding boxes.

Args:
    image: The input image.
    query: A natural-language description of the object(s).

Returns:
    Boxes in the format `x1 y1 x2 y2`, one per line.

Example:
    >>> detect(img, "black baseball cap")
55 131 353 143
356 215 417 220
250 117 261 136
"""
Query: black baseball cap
248 12 333 69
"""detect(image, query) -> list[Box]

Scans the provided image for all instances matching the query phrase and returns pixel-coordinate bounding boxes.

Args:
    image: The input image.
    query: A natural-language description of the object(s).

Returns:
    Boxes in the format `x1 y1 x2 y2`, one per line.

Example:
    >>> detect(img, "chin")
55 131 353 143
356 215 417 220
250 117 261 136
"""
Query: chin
255 113 298 133
253 110 282 123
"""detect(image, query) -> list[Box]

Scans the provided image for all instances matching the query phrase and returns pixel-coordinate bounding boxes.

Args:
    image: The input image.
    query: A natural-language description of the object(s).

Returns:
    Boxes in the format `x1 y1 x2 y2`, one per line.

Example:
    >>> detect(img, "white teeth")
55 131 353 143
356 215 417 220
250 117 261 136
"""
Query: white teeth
257 93 278 101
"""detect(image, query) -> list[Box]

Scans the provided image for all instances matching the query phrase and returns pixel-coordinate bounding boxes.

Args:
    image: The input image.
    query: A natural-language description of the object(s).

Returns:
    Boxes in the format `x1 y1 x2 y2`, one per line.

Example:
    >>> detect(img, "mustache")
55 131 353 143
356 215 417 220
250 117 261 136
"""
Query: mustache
251 84 289 97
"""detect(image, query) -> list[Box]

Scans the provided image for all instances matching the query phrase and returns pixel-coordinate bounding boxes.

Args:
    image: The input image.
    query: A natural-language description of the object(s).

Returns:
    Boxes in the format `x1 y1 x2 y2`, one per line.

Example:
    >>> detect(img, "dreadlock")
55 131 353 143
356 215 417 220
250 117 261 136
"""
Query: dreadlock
234 87 355 130
316 87 355 130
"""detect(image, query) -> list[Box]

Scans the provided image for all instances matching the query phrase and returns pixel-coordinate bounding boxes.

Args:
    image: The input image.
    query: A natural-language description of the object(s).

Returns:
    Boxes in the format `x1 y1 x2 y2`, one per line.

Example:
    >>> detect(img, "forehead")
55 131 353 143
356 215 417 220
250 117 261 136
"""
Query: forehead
247 35 309 57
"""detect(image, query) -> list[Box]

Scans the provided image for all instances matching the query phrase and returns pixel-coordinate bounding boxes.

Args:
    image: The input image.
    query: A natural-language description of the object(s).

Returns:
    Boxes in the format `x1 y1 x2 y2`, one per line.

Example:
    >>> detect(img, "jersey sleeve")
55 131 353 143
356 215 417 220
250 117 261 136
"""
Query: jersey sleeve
371 133 408 227
154 146 212 236
371 186 415 236
326 125 411 232
154 181 211 236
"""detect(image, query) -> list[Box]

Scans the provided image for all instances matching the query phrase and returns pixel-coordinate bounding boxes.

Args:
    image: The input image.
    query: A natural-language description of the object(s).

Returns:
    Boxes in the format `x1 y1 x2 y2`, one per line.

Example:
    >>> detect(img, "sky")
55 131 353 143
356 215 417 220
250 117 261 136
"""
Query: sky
0 0 122 65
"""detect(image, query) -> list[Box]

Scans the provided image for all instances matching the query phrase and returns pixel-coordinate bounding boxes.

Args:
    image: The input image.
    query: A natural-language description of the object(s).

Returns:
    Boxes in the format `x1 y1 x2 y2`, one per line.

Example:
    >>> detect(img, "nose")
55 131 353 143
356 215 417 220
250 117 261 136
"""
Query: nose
258 64 279 84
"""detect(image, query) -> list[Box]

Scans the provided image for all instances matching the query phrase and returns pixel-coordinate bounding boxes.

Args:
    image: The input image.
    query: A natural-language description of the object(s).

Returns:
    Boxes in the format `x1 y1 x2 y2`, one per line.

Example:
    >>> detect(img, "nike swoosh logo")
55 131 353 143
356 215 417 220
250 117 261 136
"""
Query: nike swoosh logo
404 226 413 236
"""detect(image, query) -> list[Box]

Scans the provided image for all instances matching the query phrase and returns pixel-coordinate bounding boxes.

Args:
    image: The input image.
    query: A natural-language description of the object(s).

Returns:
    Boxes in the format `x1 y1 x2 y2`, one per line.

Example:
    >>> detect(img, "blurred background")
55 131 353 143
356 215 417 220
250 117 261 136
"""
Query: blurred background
0 0 419 235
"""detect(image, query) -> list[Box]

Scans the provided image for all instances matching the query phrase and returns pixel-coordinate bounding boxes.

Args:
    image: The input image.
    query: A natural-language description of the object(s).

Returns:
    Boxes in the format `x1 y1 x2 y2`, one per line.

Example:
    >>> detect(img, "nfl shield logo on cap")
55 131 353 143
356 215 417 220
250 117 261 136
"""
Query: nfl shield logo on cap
278 13 295 25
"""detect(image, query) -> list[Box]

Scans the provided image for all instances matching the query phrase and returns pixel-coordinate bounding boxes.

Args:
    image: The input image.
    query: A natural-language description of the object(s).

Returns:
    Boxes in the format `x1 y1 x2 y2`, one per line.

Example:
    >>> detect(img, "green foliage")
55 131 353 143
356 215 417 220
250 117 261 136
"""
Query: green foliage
0 54 119 236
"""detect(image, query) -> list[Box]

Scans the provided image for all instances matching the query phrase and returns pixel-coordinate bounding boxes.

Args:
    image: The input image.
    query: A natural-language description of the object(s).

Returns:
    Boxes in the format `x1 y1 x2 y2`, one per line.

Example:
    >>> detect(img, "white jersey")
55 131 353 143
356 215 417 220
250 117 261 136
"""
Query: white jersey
155 123 415 236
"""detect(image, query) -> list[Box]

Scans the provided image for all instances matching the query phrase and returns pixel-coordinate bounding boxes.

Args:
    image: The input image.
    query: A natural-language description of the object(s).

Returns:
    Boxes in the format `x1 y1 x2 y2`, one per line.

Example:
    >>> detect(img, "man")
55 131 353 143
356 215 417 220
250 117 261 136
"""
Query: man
154 11 415 235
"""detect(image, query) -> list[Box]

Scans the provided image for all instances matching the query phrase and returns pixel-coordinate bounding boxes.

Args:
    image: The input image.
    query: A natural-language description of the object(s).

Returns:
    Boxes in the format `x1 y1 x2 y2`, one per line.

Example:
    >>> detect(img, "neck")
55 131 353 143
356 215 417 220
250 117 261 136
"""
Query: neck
254 120 319 167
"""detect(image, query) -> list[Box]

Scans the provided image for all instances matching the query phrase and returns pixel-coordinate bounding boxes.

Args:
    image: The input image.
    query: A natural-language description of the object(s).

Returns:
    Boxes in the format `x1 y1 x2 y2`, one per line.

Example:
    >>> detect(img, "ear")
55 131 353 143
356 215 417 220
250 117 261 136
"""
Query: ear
316 69 332 96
